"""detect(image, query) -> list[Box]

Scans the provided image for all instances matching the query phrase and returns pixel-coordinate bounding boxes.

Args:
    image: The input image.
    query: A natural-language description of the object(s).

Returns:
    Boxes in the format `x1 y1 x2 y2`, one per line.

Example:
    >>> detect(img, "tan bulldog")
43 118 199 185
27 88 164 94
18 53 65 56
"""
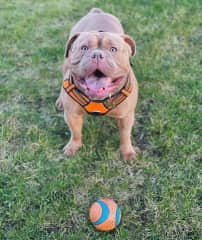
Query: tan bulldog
56 8 138 160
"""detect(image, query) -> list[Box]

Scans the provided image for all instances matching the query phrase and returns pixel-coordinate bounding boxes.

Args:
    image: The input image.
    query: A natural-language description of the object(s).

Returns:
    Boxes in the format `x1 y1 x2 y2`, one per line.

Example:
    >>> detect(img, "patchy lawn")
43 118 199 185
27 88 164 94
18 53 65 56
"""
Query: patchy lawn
0 0 201 239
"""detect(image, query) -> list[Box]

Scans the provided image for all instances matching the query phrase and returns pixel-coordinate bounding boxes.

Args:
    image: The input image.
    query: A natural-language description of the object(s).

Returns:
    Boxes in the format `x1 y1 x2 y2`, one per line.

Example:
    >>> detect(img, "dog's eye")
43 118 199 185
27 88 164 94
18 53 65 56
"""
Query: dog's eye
111 47 117 52
81 45 88 50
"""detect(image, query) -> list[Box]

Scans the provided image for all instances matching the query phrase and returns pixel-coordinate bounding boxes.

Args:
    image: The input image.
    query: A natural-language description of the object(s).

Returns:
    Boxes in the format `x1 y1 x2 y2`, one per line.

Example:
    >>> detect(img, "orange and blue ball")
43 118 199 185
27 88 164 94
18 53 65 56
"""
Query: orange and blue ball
89 198 121 231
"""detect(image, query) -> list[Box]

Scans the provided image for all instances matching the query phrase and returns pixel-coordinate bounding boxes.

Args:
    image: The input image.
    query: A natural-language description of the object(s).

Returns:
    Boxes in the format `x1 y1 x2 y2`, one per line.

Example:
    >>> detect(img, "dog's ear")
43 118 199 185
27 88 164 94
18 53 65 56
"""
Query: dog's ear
64 33 80 58
122 35 136 56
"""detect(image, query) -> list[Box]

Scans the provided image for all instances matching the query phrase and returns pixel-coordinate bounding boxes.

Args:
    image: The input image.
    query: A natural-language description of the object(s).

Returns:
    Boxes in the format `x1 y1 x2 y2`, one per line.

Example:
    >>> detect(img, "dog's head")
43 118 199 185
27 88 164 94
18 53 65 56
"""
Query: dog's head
64 31 136 100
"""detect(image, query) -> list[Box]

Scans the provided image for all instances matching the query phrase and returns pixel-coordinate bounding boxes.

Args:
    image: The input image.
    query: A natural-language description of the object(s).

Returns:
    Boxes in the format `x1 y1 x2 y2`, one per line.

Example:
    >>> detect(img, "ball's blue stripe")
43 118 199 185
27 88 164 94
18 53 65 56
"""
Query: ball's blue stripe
93 200 109 225
115 207 121 226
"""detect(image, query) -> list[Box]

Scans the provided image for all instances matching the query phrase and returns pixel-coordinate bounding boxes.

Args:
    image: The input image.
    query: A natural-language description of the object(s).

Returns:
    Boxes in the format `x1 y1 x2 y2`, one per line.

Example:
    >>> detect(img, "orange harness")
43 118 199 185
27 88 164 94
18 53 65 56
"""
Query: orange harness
63 76 132 116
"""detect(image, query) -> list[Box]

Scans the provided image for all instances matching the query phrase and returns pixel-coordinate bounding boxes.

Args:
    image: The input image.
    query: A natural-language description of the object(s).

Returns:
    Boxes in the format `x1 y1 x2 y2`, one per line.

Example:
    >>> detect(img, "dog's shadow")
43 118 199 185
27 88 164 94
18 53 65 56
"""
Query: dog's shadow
83 115 120 152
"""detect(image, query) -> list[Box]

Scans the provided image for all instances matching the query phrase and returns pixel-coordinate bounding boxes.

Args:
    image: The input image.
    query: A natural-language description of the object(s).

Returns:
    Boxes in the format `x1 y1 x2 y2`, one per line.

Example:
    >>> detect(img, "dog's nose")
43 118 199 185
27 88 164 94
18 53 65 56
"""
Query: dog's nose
91 50 104 60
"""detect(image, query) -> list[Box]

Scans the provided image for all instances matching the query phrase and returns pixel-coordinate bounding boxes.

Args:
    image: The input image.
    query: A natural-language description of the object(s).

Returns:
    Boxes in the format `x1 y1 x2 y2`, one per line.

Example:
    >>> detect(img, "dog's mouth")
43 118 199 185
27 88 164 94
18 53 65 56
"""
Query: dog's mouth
73 69 125 100
93 69 106 78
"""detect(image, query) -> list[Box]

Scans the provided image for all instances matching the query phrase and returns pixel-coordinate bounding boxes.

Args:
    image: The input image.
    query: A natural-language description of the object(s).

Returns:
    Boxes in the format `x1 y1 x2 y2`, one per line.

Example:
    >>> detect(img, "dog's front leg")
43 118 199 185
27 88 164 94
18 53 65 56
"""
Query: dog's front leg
118 111 137 161
63 111 83 156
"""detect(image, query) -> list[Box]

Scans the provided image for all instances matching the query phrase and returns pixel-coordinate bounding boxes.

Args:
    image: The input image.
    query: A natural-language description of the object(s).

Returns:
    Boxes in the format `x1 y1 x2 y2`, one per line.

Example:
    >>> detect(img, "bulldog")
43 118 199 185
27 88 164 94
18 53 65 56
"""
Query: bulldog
56 8 138 160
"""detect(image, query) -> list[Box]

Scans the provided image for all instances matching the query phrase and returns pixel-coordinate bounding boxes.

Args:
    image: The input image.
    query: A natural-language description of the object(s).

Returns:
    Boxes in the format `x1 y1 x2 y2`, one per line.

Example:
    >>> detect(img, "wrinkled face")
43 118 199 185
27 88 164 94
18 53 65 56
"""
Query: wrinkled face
65 32 135 100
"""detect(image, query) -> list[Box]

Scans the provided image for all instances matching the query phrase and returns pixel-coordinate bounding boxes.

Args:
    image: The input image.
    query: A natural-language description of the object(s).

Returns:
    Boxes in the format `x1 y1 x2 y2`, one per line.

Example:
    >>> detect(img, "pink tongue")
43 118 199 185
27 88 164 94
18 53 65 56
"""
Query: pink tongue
85 75 111 91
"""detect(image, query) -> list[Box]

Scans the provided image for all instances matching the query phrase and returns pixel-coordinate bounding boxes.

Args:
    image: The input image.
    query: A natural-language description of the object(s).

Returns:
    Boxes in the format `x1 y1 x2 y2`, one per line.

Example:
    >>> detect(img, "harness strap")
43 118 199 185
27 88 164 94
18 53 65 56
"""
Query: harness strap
63 75 132 115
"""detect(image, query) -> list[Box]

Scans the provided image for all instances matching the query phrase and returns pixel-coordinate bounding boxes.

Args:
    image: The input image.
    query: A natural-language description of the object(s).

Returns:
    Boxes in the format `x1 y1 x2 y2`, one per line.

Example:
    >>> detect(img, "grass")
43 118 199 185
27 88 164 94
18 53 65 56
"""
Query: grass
0 0 201 239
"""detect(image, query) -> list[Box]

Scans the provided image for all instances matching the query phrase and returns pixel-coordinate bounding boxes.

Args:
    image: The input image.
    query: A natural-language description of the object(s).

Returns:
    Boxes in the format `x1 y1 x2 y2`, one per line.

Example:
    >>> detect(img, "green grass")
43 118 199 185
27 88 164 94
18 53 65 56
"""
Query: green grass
0 0 201 239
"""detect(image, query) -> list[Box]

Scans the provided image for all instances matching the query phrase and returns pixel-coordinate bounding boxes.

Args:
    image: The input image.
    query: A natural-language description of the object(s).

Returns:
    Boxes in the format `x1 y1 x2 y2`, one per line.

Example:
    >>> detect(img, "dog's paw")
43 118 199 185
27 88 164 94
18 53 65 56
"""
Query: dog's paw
120 146 140 161
55 98 64 111
63 140 82 157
